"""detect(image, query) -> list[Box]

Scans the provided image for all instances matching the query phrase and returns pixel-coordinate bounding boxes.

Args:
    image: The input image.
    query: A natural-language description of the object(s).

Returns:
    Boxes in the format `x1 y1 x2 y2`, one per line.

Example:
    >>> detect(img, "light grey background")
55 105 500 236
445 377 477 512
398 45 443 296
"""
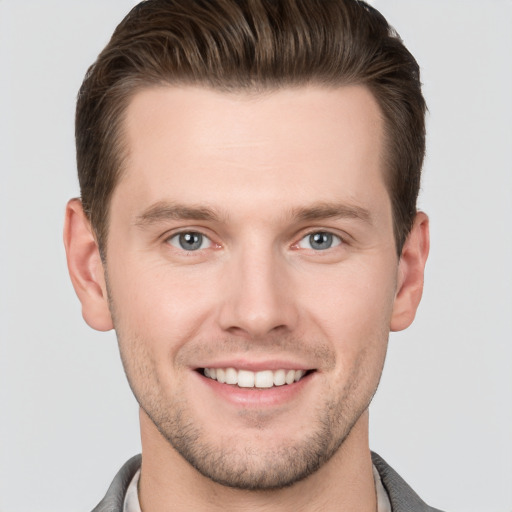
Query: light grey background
0 1 510 511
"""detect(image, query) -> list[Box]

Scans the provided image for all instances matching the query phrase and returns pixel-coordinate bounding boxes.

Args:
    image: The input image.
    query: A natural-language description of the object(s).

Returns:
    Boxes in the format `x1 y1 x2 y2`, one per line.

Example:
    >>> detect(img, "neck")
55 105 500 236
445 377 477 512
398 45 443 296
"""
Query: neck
138 409 376 512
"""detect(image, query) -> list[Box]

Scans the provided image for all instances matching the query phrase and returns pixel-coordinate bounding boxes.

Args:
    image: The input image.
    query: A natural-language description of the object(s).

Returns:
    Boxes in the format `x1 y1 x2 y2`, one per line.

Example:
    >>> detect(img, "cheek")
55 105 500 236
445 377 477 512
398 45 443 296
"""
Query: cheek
300 260 397 338
107 259 222 358
298 260 395 388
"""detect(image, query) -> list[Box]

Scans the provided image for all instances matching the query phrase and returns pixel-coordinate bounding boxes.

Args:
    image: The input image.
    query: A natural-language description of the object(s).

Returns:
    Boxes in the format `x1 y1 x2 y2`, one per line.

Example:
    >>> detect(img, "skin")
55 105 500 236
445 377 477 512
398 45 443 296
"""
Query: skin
64 85 429 512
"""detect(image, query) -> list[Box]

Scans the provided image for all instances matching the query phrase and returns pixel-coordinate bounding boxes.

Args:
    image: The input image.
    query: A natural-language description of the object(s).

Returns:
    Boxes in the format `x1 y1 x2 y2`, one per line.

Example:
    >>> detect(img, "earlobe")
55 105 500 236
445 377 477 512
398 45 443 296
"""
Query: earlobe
63 199 114 331
390 212 430 332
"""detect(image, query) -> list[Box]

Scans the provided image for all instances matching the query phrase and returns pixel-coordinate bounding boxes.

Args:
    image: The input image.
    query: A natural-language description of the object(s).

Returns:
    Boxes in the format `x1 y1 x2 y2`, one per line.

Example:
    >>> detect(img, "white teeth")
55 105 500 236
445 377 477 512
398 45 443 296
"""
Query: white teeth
216 368 226 384
225 367 237 385
238 370 255 388
254 370 274 388
202 367 308 388
273 369 286 386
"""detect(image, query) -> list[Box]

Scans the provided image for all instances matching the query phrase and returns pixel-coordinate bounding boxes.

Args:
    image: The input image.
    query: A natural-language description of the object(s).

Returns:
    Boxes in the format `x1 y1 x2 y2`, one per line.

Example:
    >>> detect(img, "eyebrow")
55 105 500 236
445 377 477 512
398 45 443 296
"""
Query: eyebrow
292 202 372 224
135 200 372 227
135 201 222 226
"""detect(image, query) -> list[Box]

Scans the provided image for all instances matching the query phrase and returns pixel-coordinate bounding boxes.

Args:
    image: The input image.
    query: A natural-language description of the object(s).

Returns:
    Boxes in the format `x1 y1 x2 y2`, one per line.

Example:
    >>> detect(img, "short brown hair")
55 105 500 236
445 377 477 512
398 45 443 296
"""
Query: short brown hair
76 0 426 255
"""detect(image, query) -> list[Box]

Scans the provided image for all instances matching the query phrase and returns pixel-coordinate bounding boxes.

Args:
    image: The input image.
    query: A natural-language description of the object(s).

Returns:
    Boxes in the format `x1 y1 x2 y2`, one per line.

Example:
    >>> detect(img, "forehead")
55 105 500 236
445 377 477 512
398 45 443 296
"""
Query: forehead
115 84 388 221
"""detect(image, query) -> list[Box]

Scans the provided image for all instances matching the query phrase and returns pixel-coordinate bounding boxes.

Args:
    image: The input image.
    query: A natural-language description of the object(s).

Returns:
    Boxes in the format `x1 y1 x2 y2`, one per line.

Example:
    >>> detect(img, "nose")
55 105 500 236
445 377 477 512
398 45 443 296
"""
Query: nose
218 244 299 339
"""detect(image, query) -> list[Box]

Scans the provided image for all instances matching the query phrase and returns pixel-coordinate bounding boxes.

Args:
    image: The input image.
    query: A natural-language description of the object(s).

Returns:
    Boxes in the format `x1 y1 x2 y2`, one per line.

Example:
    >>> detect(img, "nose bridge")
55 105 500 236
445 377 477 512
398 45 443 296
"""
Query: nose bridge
218 237 297 337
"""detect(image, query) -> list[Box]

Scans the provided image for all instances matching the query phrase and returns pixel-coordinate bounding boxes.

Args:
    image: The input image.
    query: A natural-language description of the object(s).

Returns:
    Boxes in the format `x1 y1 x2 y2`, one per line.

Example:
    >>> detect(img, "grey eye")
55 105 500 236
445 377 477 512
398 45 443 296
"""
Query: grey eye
168 232 211 251
298 232 341 251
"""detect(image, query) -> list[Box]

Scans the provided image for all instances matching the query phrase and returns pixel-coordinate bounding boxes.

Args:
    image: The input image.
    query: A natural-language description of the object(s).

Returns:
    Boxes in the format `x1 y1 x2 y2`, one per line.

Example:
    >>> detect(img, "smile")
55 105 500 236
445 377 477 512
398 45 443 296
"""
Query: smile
202 368 308 389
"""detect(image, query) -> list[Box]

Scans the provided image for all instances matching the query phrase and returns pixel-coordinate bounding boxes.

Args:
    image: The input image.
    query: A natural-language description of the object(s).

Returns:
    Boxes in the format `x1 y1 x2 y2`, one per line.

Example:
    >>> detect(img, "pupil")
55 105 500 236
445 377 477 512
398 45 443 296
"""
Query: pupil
310 232 332 250
179 232 202 250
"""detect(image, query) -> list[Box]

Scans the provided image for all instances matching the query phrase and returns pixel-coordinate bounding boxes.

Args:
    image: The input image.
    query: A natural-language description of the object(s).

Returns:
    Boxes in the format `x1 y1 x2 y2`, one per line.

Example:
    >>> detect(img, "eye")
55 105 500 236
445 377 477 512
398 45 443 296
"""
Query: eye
167 231 212 251
297 231 342 251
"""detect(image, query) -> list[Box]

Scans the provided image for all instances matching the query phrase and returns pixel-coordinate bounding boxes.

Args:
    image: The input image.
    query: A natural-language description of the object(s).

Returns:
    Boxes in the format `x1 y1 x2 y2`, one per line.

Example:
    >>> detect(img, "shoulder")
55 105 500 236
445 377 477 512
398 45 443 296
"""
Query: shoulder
91 455 142 512
92 453 447 512
372 452 446 512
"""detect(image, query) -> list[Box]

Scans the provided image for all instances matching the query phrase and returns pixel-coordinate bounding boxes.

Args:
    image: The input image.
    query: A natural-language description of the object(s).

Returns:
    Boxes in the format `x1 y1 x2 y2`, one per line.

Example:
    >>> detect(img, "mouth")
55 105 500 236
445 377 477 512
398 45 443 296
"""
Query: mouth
199 367 313 389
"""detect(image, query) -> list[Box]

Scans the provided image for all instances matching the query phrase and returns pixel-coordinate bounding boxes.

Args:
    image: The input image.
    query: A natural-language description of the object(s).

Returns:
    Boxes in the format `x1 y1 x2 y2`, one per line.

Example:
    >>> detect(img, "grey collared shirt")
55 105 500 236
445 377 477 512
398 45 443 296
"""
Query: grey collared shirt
123 466 392 511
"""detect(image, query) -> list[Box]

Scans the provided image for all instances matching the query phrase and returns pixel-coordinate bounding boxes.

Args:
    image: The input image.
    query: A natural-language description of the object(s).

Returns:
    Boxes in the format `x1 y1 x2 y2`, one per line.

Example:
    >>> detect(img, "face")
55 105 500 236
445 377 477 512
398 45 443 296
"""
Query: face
105 85 399 489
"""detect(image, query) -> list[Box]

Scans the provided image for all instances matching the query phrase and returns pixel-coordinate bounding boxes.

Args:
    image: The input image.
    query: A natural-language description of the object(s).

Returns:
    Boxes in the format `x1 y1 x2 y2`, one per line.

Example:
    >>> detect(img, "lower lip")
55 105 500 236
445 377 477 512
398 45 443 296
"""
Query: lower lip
195 371 314 407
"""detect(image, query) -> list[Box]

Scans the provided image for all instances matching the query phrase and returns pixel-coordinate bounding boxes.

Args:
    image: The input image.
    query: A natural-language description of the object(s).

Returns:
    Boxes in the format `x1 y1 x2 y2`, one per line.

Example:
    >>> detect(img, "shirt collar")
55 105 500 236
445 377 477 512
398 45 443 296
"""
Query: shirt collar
124 465 392 511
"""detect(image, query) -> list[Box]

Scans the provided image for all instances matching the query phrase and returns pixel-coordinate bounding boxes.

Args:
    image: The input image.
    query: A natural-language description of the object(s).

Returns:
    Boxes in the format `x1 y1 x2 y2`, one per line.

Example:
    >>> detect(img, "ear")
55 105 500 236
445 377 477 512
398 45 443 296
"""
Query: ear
63 199 114 331
390 212 430 332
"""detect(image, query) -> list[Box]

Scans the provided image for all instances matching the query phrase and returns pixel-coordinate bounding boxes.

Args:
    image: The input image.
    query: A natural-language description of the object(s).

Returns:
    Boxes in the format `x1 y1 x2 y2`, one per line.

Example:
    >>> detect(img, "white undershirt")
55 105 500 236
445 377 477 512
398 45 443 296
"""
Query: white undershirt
123 466 392 512
123 468 141 512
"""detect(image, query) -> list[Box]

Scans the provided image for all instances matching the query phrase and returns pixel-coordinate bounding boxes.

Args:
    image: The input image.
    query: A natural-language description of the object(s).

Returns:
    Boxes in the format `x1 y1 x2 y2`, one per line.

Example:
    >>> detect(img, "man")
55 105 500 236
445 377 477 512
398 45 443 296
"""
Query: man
63 0 441 510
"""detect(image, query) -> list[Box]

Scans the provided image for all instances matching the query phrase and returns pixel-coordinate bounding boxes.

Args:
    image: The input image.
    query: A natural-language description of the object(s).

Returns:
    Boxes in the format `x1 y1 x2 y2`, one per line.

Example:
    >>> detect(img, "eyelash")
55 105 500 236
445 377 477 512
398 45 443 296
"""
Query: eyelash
294 231 343 251
164 229 345 253
166 231 214 252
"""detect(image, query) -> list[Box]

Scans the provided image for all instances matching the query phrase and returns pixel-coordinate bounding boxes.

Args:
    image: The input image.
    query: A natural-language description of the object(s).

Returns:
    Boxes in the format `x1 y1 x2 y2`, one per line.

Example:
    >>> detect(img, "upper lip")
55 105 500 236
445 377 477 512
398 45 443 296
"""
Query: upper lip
193 358 313 372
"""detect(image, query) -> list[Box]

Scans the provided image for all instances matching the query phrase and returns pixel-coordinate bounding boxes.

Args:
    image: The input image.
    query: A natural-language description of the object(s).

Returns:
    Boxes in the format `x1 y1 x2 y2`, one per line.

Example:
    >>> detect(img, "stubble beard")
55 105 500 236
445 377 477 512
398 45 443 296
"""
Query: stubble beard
108 281 386 491
143 390 361 490
118 335 382 491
